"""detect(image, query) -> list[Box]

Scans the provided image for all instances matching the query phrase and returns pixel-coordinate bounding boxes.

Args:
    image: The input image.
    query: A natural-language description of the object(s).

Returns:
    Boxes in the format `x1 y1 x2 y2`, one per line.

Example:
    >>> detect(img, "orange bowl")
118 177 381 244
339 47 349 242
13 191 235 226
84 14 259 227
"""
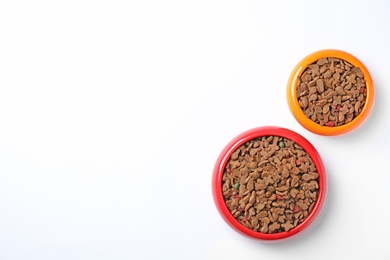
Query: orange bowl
286 49 374 136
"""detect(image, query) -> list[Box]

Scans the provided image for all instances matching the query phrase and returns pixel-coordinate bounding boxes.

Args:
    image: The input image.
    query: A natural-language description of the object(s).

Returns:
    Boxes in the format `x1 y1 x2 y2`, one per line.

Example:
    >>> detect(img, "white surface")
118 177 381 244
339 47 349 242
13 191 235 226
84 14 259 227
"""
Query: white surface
1 0 390 259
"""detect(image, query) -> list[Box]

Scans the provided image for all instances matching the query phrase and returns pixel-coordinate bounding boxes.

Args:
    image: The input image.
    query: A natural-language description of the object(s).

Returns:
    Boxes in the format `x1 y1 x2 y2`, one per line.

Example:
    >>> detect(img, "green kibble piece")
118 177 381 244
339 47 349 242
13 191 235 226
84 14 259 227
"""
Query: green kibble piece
278 141 285 148
234 183 240 189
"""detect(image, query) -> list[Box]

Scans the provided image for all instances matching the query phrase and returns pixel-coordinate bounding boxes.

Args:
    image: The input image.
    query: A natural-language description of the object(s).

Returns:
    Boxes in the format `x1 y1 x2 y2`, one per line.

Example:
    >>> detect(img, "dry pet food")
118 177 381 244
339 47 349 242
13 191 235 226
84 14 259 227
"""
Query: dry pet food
297 57 367 126
222 136 319 234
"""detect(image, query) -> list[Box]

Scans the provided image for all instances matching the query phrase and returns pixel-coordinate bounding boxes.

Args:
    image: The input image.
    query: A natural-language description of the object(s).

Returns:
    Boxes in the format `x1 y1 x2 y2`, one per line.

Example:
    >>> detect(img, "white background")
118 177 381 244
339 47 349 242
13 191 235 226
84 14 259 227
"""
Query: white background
1 0 390 259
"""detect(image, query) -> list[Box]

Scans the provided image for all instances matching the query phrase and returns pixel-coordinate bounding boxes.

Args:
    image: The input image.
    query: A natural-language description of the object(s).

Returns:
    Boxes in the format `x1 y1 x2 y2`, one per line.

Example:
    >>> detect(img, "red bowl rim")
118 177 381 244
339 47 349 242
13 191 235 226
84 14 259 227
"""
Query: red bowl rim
212 126 327 241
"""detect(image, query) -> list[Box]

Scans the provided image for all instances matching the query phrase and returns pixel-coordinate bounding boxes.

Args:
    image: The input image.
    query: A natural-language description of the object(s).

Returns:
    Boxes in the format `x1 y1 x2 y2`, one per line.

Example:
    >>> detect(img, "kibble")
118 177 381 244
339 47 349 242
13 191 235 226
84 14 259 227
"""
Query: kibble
222 136 319 234
297 57 367 127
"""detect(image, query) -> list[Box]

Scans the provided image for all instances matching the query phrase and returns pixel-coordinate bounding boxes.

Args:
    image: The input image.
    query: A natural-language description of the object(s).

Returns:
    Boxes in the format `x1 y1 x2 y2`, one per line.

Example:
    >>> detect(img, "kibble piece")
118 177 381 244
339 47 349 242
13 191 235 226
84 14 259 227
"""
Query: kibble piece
281 221 295 232
269 222 281 233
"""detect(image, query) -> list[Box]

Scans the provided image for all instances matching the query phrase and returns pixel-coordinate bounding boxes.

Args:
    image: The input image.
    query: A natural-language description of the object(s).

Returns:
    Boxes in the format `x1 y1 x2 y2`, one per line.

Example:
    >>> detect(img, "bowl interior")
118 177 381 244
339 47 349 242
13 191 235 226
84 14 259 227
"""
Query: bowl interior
212 126 326 241
287 49 374 136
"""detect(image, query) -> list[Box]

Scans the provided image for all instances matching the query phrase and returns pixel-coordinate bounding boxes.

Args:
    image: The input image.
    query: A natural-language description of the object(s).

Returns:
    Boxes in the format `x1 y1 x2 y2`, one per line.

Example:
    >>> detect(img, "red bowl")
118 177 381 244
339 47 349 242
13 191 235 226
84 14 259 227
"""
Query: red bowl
212 126 326 241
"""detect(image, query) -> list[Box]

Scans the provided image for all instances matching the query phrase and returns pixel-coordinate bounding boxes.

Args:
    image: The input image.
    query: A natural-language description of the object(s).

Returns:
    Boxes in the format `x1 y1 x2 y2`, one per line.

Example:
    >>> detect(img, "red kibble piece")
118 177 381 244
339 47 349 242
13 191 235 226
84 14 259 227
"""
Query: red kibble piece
226 168 231 173
295 159 302 166
231 195 240 199
336 104 341 110
360 87 366 93
293 205 301 213
276 194 283 200
325 121 335 127
242 217 248 222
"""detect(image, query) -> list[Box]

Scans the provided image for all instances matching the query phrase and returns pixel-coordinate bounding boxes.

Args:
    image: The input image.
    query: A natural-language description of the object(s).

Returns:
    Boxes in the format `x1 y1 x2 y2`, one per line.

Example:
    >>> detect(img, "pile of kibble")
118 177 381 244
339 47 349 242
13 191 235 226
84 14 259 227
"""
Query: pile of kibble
297 57 367 127
222 136 318 234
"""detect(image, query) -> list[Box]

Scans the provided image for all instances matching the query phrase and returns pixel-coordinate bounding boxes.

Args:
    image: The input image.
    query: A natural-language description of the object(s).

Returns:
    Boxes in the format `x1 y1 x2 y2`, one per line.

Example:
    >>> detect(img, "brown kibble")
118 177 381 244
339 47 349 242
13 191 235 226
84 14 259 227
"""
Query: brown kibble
323 103 330 114
305 190 314 201
314 106 322 114
323 70 332 79
296 201 308 211
249 191 256 204
249 161 257 169
335 86 346 95
278 215 286 223
258 160 269 167
301 182 312 190
317 98 327 107
281 221 295 231
272 207 284 215
300 96 309 109
289 188 299 198
275 185 289 192
301 71 311 83
233 210 241 218
297 190 305 200
354 67 364 78
309 94 318 102
268 211 277 222
255 179 266 191
302 174 315 181
257 211 268 219
260 223 269 233
281 221 295 232
255 202 266 212
297 57 367 127
282 165 289 178
317 58 328 66
291 176 300 187
276 189 288 196
309 180 319 189
323 90 337 99
269 222 281 233
247 178 254 191
231 150 240 160
269 194 276 201
308 65 320 76
230 160 241 169
222 136 319 234
338 112 345 123
290 167 300 175
355 100 361 113
267 186 275 193
248 207 256 216
316 79 324 93
271 212 279 222
333 72 340 81
250 217 259 228
263 175 274 185
309 87 317 95
244 203 253 212
319 65 327 74
297 83 308 96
